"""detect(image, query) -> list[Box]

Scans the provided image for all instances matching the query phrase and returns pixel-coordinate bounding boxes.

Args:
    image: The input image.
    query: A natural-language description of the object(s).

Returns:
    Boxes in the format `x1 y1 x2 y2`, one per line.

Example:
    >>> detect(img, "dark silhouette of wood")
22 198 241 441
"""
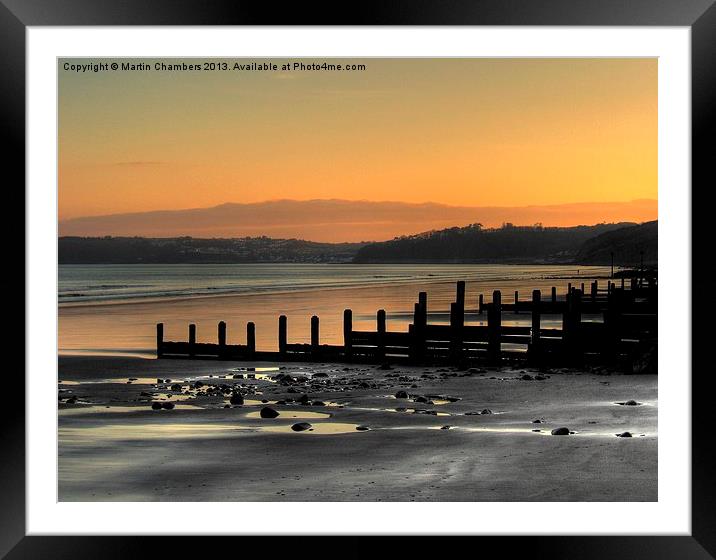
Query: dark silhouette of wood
279 315 287 355
247 322 256 356
551 286 557 303
514 290 519 313
218 321 226 347
529 289 541 365
488 290 502 364
478 293 484 314
156 323 163 358
158 277 656 368
377 309 386 360
343 309 353 359
188 323 196 357
311 315 319 356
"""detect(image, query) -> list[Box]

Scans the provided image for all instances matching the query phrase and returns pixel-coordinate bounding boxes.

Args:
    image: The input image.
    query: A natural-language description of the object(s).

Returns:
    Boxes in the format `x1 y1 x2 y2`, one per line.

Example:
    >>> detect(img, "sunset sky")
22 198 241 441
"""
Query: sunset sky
59 58 657 240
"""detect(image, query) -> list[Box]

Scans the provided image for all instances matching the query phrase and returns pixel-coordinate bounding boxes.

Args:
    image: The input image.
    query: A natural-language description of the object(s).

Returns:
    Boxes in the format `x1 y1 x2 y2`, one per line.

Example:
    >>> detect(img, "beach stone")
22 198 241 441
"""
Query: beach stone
356 425 370 431
440 425 451 430
170 383 182 391
260 406 279 419
616 431 633 438
534 375 547 381
193 381 204 388
151 402 162 410
394 390 409 399
229 393 244 405
414 396 429 403
623 400 639 406
551 427 571 436
313 372 328 378
521 374 534 381
161 402 175 410
532 419 542 423
291 422 312 432
223 404 230 408
481 409 493 415
312 401 326 406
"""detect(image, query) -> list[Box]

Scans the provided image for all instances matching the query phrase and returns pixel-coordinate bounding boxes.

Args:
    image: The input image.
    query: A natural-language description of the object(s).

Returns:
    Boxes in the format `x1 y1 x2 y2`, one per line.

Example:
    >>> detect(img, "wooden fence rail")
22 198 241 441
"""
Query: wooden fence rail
157 277 656 368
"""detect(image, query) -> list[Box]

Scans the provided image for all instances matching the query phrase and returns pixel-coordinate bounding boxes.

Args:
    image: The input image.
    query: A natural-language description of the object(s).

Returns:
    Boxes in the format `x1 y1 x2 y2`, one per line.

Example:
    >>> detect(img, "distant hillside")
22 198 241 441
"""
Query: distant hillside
352 223 636 264
58 198 657 243
59 236 365 264
574 221 657 266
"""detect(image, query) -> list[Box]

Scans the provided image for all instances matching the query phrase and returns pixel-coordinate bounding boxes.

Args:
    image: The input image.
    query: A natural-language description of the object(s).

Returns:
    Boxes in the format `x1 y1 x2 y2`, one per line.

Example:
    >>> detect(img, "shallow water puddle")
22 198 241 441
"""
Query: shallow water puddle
59 423 241 443
244 410 330 419
258 423 363 435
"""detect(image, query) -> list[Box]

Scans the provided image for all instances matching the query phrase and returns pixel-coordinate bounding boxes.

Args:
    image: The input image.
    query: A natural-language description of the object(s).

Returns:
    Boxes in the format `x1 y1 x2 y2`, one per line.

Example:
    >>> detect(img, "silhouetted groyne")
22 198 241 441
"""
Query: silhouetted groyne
157 276 657 369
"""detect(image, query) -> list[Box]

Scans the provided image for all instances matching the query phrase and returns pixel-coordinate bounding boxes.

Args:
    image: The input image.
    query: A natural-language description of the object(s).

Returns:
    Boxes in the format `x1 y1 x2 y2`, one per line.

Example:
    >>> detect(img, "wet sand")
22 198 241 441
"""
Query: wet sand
58 355 657 502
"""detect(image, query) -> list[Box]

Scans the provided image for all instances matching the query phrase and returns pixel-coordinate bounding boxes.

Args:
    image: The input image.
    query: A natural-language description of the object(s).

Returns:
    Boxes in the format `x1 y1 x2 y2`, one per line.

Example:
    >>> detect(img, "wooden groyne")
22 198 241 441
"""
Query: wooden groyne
157 277 657 368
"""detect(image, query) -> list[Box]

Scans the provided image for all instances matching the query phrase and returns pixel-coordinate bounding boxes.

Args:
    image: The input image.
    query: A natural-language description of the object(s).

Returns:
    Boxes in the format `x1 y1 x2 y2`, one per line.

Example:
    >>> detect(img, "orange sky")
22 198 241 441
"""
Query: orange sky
59 58 657 236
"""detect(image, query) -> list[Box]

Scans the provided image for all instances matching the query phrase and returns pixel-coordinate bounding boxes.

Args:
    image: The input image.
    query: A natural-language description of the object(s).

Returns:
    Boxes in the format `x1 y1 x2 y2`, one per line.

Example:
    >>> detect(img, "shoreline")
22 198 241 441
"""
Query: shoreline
58 355 657 502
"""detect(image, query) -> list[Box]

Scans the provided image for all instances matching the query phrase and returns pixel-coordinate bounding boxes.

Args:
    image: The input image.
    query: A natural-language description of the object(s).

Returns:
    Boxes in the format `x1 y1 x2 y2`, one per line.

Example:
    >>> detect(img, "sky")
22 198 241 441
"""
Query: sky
59 58 657 240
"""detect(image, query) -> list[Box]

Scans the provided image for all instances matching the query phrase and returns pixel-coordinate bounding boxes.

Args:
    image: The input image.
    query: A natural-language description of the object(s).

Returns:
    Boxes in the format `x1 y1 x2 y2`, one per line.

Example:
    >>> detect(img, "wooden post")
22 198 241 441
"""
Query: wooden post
621 277 625 289
487 290 501 364
218 321 226 346
514 290 519 314
188 323 196 357
631 277 637 291
478 293 484 315
564 289 582 364
456 281 466 313
591 281 597 302
343 309 353 359
551 286 557 304
246 322 256 357
418 291 428 327
217 321 227 359
450 301 464 363
156 323 164 358
529 290 541 364
377 309 386 360
311 315 320 356
581 282 585 293
278 315 287 355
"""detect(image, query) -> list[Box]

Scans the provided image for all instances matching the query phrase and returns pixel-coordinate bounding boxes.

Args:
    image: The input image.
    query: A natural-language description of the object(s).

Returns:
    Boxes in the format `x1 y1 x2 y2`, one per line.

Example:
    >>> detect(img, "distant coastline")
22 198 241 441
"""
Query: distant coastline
59 220 657 266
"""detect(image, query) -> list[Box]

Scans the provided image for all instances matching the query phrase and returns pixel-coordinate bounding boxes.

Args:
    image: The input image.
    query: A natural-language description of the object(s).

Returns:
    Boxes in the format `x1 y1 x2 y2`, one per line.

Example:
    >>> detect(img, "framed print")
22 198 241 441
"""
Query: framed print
4 0 715 557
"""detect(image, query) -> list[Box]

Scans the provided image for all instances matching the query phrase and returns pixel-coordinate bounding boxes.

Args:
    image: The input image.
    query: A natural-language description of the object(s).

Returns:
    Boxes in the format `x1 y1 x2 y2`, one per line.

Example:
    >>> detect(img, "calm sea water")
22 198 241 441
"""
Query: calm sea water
58 264 611 354
59 263 609 305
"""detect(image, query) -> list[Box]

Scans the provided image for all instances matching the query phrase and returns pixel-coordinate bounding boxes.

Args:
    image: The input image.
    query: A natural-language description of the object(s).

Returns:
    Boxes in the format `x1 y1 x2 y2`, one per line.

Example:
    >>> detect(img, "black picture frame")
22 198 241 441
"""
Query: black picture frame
3 0 713 557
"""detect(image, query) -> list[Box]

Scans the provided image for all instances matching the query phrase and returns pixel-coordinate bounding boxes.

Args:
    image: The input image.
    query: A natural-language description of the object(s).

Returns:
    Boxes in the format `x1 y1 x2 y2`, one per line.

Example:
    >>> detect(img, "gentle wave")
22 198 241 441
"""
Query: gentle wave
58 263 610 306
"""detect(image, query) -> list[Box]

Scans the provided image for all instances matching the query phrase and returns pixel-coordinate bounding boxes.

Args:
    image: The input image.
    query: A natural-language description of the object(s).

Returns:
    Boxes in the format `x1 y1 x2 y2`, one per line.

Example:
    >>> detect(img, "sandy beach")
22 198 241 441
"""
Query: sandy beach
58 355 657 502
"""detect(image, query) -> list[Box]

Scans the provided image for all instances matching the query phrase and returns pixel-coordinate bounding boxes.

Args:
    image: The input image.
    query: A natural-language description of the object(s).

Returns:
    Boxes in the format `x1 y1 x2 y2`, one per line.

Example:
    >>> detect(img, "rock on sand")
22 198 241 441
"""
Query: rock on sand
291 422 313 432
260 406 279 419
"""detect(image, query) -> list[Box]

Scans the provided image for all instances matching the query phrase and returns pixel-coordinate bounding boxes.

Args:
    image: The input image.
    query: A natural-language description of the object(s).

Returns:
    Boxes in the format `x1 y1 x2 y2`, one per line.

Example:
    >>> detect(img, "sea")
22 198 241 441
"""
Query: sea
58 263 611 355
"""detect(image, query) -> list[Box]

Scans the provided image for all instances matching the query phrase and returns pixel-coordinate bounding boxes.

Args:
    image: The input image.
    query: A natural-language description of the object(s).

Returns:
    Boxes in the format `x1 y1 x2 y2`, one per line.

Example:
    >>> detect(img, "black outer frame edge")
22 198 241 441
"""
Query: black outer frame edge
692 0 716 556
0 1 26 559
1 0 715 26
3 0 715 557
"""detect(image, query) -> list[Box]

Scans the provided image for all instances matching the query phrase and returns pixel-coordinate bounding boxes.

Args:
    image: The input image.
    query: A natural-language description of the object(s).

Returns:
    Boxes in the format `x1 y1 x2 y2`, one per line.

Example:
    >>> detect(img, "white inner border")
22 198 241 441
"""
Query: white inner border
27 27 691 535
